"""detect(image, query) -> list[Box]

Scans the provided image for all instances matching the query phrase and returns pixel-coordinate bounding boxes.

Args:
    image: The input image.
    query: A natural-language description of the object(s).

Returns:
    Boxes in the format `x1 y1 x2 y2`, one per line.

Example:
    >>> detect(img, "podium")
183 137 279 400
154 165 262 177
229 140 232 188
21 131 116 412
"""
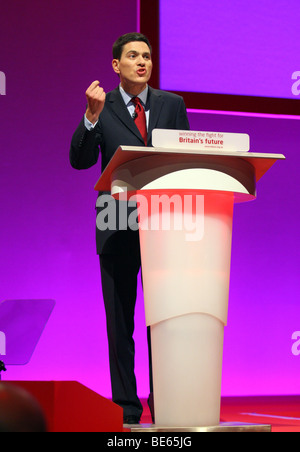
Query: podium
95 139 285 430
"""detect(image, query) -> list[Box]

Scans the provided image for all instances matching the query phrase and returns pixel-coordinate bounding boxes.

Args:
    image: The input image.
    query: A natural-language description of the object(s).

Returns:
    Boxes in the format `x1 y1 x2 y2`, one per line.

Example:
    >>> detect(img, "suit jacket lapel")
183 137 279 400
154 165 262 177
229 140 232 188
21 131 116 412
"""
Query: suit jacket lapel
108 87 145 144
108 86 165 146
147 87 164 144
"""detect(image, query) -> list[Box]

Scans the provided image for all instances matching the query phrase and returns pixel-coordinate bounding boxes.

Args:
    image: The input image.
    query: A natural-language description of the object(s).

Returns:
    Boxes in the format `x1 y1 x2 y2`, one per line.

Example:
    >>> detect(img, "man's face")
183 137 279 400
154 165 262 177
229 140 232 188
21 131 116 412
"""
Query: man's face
112 41 153 94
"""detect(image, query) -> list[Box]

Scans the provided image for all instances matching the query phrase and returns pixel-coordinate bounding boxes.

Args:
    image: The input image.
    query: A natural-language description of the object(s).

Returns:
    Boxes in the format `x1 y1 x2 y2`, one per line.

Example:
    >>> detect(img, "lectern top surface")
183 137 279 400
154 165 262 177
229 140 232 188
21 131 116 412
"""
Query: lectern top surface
94 145 285 192
118 145 285 160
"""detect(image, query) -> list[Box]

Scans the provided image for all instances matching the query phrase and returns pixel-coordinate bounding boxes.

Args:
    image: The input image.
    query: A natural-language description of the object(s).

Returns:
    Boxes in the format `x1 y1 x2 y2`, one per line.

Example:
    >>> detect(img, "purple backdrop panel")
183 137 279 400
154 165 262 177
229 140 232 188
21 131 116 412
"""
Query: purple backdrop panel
1 0 299 399
160 0 300 99
187 110 300 395
0 0 143 397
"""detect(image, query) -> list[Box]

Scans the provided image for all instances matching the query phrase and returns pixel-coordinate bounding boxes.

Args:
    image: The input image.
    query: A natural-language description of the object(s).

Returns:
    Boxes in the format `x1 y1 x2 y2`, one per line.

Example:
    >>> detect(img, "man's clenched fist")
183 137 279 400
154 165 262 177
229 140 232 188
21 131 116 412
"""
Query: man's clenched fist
85 81 106 124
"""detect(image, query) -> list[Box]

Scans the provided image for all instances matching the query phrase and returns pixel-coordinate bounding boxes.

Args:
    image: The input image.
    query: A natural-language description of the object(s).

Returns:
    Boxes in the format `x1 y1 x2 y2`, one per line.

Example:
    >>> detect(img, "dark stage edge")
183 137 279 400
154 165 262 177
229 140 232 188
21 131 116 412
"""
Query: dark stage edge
124 422 271 432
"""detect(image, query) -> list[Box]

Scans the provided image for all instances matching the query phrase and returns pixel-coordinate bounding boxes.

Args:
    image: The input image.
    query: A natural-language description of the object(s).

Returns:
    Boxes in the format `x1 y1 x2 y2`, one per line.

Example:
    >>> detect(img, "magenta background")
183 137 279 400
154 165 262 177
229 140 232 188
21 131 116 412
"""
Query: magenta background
1 1 299 398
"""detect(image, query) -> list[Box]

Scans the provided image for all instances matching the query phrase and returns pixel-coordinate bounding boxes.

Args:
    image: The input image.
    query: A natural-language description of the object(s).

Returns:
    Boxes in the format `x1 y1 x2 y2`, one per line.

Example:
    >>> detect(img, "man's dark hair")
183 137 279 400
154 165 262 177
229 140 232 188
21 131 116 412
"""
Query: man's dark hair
112 33 152 60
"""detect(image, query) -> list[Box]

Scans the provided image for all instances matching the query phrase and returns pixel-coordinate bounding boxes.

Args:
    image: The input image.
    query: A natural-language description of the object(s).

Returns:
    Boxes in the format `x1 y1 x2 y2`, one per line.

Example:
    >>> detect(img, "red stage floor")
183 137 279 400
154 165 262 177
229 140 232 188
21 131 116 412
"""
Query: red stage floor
140 396 300 432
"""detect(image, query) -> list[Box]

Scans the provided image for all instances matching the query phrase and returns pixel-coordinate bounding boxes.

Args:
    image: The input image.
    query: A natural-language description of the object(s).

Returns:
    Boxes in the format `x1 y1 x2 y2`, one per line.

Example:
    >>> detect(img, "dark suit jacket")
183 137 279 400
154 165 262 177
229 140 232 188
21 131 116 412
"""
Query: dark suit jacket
70 86 190 254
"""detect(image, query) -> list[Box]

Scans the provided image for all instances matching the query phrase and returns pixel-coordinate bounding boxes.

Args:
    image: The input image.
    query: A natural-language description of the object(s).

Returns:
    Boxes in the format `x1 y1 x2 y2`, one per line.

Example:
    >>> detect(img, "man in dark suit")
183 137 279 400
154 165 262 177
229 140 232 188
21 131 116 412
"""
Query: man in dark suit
70 33 190 424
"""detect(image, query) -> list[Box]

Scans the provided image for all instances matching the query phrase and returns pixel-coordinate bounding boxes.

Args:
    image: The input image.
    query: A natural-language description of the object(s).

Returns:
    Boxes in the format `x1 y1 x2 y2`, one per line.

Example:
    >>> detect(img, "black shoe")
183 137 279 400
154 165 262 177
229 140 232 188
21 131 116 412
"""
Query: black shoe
123 415 140 425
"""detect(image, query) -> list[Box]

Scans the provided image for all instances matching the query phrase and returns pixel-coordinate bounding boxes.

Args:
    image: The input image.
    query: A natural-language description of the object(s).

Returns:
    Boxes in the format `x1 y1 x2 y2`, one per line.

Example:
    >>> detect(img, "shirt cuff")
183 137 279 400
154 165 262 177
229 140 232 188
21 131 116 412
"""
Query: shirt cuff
84 115 98 130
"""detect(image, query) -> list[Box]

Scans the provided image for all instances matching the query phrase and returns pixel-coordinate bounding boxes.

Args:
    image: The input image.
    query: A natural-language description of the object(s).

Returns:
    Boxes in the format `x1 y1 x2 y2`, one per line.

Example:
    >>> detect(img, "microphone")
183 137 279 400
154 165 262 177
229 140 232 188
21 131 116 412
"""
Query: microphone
132 112 138 120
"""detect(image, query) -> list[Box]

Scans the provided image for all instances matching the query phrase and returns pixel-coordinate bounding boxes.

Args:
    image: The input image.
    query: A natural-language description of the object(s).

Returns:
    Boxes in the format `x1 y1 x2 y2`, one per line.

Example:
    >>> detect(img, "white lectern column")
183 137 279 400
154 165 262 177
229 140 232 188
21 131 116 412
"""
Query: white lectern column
95 145 285 428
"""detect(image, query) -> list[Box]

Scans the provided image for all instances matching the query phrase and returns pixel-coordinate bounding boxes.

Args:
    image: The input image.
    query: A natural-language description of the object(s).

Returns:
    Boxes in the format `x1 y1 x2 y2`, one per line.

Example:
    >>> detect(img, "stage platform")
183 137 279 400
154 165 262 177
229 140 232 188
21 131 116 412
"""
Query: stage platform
1 382 299 432
134 396 300 433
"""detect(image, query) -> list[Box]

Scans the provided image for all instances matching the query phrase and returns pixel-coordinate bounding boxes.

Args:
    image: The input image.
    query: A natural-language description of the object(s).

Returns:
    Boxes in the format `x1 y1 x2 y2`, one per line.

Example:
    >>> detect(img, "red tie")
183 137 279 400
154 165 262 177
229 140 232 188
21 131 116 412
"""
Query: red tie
132 97 147 145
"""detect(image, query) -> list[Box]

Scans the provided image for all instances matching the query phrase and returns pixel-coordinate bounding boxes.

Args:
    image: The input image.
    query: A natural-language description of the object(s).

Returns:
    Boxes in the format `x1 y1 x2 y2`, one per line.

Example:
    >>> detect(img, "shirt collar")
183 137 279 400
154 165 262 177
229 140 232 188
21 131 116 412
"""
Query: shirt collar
119 84 148 106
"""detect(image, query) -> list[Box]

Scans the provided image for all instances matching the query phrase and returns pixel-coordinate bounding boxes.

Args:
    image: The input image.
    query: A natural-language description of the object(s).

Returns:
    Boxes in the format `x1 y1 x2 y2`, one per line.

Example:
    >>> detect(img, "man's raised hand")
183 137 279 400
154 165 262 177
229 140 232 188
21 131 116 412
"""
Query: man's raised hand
85 81 106 124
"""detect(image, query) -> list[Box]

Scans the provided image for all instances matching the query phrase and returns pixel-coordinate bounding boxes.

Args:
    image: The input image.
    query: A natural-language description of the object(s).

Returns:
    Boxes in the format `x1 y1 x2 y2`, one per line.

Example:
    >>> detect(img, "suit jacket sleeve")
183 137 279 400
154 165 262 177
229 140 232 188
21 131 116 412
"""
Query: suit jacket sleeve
69 116 102 170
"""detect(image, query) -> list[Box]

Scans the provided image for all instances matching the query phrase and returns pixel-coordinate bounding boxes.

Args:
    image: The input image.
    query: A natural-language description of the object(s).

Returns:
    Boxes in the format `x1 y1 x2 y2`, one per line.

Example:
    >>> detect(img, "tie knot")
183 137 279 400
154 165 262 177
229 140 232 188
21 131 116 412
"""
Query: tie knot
132 97 142 107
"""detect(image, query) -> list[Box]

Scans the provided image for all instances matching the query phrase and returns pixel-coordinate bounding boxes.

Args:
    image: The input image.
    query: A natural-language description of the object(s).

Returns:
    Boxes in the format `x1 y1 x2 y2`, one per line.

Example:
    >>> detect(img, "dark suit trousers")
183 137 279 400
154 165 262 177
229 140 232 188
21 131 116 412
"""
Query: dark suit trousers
99 248 147 418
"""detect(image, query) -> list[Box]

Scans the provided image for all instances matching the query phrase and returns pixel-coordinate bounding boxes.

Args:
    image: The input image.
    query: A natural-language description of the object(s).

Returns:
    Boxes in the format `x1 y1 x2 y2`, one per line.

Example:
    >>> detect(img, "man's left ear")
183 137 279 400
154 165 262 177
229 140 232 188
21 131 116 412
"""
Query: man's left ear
112 59 120 74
